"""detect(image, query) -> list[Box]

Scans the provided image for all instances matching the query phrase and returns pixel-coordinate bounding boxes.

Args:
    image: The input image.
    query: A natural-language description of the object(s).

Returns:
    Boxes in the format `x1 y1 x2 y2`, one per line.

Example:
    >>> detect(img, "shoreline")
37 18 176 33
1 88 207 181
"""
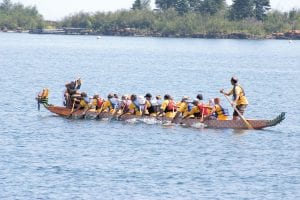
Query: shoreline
1 29 299 40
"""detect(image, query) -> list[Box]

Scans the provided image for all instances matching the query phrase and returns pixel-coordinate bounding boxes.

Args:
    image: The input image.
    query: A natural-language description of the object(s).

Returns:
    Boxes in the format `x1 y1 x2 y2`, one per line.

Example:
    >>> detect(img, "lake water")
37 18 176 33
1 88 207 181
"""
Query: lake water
0 33 299 199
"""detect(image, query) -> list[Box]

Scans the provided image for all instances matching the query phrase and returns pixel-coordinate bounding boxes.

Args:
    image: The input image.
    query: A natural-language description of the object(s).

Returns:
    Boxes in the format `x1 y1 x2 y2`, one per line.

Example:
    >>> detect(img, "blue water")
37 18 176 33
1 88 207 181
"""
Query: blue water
0 33 299 199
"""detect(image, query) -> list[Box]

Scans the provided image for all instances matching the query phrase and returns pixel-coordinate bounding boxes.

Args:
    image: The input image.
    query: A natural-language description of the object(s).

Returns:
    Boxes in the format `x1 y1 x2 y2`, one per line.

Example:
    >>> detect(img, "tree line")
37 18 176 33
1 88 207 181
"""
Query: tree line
60 0 300 38
0 0 43 30
1 0 300 38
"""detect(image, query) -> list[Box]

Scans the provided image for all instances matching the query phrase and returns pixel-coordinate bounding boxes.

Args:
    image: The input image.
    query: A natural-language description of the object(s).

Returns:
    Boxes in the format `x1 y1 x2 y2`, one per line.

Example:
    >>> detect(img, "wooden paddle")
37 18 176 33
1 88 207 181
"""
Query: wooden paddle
200 105 204 122
223 94 253 129
108 100 120 122
69 98 79 116
71 100 76 113
109 108 118 122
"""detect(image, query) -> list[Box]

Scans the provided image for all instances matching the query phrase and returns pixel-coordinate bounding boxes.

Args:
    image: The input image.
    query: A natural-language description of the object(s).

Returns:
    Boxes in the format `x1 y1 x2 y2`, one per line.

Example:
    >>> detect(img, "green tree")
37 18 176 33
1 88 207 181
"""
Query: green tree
288 9 300 30
175 0 190 15
61 12 92 28
0 0 43 29
199 0 225 15
132 0 151 10
132 0 142 10
188 0 201 11
253 0 270 20
155 0 177 10
0 0 13 12
230 0 254 20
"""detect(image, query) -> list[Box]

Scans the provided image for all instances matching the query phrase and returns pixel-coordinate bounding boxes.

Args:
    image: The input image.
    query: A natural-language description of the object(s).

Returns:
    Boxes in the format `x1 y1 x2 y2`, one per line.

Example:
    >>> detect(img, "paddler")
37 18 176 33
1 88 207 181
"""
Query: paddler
64 78 82 108
212 98 229 120
99 93 115 113
143 93 157 117
154 95 162 113
91 94 103 111
71 92 90 115
183 99 212 122
220 77 248 120
128 94 143 116
113 95 131 117
157 94 177 119
120 95 132 113
171 96 190 123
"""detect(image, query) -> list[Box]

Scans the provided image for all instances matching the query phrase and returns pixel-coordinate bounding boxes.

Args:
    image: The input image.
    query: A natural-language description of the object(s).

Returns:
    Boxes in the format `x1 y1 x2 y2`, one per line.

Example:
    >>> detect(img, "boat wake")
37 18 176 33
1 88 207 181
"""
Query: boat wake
118 117 205 129
124 118 139 124
138 118 158 125
191 122 206 129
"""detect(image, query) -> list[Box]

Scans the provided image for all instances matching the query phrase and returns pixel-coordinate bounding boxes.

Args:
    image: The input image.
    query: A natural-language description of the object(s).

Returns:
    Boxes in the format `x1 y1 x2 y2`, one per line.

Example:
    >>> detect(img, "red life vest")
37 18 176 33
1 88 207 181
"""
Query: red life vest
97 98 103 108
197 103 210 116
166 100 177 112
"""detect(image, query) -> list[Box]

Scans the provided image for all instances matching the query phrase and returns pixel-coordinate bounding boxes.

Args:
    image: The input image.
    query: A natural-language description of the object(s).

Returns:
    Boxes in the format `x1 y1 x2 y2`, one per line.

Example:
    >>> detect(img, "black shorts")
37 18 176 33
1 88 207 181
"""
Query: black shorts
233 104 247 116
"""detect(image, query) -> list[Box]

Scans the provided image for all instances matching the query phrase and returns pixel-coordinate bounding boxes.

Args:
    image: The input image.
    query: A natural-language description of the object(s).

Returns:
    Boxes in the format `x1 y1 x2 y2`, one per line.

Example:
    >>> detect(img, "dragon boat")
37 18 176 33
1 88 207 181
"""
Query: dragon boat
37 96 285 130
